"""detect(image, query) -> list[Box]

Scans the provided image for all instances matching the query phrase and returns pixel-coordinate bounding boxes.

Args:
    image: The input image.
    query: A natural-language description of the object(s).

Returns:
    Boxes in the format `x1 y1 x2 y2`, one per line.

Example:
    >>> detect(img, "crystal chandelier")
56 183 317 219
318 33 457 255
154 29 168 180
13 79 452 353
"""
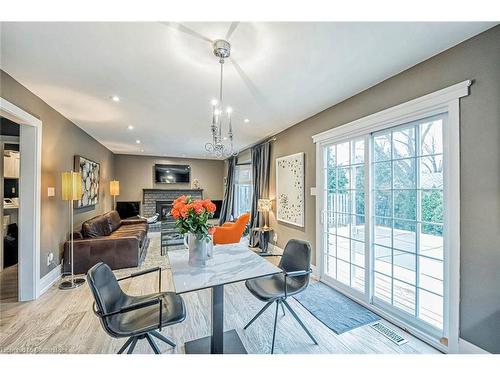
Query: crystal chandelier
205 39 238 158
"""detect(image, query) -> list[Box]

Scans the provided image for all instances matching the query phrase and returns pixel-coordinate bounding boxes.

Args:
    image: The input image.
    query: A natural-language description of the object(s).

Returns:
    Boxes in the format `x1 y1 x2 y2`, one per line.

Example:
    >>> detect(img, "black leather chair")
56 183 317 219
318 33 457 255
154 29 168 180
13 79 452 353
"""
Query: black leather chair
87 262 186 354
244 239 318 353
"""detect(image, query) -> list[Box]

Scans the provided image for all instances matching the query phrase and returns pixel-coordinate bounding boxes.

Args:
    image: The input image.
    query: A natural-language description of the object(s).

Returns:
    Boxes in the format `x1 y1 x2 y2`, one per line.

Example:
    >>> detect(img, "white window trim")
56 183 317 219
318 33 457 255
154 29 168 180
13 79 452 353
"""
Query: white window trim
313 80 471 353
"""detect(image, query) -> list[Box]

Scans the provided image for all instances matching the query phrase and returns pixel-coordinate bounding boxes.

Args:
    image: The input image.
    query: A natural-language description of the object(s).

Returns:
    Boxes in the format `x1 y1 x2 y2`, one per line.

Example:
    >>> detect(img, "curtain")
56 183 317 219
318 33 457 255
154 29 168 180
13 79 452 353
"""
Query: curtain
248 141 271 247
219 156 236 225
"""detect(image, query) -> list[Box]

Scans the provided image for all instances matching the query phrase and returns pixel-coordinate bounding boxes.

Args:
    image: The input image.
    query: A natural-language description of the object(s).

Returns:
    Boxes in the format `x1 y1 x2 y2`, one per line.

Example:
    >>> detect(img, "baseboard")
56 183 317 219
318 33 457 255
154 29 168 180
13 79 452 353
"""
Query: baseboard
39 264 62 295
458 338 490 354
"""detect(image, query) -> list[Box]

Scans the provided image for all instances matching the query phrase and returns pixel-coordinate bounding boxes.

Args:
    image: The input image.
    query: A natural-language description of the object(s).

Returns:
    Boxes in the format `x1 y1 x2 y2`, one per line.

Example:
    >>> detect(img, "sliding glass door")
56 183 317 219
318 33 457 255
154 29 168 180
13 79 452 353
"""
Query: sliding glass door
323 138 367 296
372 115 446 333
319 113 448 339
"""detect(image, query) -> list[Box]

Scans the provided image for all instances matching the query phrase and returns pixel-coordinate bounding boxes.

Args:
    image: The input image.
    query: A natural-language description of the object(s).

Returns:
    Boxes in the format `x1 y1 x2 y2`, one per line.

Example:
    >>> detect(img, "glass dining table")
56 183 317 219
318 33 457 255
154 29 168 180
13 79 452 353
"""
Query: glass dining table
167 243 282 354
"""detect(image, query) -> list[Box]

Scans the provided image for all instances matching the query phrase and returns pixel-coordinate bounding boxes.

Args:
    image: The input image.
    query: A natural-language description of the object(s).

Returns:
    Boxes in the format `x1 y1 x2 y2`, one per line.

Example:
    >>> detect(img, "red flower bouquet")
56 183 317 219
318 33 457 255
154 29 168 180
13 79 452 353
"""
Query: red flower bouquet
170 195 217 241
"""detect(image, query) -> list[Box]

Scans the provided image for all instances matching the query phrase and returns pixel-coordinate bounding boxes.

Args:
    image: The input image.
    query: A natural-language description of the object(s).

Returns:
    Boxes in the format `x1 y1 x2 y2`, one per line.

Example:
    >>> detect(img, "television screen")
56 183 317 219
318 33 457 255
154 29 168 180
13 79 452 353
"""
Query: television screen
155 164 190 184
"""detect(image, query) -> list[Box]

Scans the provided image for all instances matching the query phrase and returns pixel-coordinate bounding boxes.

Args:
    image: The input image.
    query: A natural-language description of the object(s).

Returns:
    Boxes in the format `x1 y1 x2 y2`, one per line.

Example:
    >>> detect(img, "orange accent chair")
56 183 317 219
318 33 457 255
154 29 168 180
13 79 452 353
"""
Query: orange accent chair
213 212 250 245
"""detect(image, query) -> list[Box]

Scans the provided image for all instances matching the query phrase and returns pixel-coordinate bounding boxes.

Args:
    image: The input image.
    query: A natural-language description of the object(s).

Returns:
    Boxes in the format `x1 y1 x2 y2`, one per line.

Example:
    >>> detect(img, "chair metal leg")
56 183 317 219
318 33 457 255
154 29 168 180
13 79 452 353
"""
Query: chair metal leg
117 336 135 354
282 299 318 345
244 300 274 330
150 330 176 348
145 333 161 354
280 301 286 316
271 300 280 354
127 336 139 354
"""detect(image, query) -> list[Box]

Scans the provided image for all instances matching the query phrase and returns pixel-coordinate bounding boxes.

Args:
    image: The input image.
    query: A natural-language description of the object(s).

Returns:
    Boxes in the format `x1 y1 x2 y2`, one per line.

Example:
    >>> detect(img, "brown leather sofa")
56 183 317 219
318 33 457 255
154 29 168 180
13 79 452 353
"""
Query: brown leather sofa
63 210 149 274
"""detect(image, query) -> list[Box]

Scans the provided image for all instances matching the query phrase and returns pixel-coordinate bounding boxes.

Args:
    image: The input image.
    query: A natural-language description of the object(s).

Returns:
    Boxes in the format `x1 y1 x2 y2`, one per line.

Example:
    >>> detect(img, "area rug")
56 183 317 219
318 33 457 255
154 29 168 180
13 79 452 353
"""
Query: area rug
294 282 380 334
113 233 183 278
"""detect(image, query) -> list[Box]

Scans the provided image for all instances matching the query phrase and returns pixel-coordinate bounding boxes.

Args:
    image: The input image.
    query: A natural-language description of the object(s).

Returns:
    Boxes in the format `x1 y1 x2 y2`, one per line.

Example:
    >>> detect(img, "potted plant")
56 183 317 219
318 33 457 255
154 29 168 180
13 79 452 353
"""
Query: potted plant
170 195 217 266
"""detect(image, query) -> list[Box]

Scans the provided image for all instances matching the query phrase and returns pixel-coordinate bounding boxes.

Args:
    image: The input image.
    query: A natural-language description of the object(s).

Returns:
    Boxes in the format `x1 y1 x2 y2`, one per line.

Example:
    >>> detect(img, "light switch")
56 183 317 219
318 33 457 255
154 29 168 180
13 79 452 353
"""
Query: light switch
310 187 317 196
48 187 55 197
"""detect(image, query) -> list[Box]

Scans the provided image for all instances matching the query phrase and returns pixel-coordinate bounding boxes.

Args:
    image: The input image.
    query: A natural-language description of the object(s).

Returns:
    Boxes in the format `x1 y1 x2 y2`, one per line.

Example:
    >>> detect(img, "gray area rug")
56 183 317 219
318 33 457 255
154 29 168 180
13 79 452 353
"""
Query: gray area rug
294 282 380 334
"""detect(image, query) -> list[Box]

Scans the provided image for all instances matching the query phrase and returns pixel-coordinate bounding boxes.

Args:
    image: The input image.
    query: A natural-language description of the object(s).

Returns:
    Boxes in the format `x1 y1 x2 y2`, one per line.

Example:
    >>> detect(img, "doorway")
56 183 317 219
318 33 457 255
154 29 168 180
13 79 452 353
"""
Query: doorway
0 117 20 302
0 97 42 301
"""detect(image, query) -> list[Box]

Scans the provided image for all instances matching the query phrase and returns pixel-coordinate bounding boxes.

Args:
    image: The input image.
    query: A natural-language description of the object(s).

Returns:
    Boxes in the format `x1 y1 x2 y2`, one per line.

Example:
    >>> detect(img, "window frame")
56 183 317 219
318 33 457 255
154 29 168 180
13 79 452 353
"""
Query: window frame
313 80 471 353
233 163 253 218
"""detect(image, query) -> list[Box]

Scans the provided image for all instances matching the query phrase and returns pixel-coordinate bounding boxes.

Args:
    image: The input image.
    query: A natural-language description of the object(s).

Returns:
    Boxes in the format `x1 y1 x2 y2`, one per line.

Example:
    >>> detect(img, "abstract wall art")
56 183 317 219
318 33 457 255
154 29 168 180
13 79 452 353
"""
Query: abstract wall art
276 152 304 227
74 155 100 208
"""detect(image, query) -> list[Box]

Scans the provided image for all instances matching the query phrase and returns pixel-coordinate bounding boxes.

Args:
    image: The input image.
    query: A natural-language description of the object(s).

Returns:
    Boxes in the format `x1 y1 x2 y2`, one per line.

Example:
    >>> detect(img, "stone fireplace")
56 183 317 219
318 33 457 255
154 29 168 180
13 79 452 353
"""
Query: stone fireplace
142 189 203 217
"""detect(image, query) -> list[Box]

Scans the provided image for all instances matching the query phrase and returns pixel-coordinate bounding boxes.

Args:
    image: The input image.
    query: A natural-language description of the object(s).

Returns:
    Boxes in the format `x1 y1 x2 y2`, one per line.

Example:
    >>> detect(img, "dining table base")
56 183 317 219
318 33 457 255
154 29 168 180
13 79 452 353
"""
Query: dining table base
184 329 248 354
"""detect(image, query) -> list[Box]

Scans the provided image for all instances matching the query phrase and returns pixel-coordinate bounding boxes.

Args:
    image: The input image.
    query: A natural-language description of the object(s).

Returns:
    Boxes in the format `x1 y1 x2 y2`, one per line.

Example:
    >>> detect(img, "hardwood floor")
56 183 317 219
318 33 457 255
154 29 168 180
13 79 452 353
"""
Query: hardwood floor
0 234 439 354
0 264 18 303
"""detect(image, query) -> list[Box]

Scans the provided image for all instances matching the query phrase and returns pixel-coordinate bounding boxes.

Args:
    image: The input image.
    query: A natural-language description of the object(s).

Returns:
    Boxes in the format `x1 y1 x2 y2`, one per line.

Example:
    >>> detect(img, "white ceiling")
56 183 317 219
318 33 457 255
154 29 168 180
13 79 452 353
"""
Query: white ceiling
0 22 495 158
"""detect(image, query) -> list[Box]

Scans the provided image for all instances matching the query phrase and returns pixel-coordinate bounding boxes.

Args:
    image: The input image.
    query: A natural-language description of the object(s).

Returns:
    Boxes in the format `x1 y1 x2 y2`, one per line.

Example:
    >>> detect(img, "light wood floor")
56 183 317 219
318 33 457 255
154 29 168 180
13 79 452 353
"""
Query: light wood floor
0 264 18 303
0 235 439 354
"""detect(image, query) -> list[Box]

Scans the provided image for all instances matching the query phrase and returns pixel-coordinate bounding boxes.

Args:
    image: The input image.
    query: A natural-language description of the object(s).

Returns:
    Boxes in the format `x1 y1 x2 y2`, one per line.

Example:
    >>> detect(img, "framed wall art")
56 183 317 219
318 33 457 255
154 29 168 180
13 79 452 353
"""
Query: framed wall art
276 152 304 227
74 155 100 208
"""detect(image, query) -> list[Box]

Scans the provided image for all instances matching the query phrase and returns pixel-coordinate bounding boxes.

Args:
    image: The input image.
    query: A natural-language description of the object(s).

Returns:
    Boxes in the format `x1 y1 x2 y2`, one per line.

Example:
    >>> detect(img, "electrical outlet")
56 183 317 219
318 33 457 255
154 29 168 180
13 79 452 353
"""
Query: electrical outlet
47 252 54 266
273 233 278 242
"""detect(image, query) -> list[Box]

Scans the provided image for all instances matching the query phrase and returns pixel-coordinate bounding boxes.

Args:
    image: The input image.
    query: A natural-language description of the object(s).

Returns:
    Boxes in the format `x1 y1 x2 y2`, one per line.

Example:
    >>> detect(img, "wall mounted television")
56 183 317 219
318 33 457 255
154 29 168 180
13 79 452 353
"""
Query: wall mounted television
154 164 190 184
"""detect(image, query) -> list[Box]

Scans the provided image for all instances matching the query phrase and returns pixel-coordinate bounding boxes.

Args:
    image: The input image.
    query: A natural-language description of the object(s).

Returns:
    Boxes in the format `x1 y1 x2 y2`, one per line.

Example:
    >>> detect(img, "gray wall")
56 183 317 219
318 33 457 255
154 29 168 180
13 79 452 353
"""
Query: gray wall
267 25 500 352
0 70 115 278
114 154 225 208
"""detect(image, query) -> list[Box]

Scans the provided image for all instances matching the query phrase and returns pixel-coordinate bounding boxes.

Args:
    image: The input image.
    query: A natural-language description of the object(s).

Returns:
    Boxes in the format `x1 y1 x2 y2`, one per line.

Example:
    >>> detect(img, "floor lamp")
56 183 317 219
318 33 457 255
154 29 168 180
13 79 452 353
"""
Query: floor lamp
59 171 86 290
110 180 120 210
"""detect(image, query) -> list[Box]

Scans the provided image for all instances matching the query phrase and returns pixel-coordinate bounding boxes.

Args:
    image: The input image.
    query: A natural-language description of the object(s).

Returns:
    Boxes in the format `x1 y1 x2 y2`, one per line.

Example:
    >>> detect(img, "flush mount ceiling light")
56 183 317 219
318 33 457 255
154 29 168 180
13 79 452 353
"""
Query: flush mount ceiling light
244 119 250 123
127 125 134 130
135 139 141 144
205 39 238 159
111 95 120 102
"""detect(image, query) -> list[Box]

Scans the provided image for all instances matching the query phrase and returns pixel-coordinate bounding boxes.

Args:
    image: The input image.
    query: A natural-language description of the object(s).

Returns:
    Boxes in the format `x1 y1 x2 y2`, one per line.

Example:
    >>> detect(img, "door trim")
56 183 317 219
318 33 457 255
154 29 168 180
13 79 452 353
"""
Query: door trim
0 97 42 301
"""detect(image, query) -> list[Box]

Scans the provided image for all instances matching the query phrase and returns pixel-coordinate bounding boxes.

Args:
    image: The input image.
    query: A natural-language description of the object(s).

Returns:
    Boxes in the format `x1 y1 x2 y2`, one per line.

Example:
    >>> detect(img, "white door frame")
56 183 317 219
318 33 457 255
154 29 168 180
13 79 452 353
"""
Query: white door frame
0 97 42 301
313 80 471 353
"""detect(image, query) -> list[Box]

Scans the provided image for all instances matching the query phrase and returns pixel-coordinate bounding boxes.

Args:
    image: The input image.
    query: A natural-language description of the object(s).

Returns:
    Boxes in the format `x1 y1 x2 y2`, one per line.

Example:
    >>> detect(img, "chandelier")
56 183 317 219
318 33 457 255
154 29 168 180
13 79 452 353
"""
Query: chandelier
205 39 238 158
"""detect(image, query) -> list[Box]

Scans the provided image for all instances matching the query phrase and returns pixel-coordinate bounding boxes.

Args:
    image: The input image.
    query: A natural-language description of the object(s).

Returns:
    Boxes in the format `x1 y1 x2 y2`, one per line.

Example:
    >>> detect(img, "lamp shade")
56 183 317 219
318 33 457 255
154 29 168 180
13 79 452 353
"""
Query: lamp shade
110 180 120 196
61 171 82 201
257 198 272 212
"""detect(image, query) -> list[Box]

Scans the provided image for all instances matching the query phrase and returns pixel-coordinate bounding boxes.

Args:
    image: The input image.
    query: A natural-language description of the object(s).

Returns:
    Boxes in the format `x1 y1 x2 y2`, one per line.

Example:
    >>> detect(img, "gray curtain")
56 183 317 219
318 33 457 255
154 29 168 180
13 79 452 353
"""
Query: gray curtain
249 141 271 247
219 157 236 225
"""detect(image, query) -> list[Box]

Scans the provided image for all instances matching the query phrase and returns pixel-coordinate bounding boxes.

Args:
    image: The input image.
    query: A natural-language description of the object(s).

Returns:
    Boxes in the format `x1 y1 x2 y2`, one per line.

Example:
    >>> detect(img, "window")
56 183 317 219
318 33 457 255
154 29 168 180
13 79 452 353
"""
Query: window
233 164 253 218
314 81 470 352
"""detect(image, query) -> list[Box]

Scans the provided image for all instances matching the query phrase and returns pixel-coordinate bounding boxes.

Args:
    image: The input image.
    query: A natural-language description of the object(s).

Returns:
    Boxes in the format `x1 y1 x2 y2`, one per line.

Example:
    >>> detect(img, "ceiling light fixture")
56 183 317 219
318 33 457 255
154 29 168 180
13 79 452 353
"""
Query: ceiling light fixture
127 125 134 130
111 95 120 102
136 139 141 144
244 119 249 123
205 39 238 159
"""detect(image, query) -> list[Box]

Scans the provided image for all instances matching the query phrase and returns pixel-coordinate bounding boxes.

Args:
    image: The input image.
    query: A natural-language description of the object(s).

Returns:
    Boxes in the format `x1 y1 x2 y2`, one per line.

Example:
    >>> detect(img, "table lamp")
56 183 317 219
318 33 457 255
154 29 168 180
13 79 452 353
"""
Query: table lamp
59 171 86 290
257 198 272 229
110 180 120 209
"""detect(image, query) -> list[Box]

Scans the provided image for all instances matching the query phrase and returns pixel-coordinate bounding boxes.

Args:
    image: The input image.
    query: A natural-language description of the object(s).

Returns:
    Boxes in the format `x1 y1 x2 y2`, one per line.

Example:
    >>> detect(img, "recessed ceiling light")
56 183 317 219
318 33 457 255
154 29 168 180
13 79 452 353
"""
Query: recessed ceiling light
111 95 120 102
135 139 141 144
244 118 249 123
127 125 134 130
